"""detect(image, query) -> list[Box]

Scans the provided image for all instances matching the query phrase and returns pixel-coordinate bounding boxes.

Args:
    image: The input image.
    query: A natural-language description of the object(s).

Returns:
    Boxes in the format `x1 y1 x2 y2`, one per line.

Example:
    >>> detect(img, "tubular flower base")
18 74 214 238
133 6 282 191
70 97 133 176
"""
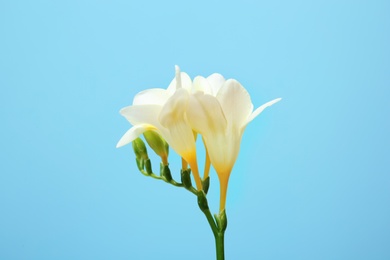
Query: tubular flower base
117 66 281 259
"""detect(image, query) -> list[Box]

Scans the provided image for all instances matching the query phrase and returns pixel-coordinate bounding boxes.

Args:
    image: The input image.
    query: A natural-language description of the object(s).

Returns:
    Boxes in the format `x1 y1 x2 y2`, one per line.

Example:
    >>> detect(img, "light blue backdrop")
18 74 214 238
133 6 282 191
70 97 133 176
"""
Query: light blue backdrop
1 0 389 259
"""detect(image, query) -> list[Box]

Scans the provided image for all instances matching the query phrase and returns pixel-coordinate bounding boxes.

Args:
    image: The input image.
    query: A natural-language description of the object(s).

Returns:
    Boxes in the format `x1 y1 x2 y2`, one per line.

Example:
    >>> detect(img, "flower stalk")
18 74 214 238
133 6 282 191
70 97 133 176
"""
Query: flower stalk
197 191 227 260
117 66 281 259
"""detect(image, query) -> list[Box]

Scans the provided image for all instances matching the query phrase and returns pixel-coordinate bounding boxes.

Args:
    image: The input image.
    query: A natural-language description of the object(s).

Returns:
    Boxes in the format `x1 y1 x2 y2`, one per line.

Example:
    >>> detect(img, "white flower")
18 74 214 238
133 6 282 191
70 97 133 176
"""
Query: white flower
187 75 281 211
117 66 203 189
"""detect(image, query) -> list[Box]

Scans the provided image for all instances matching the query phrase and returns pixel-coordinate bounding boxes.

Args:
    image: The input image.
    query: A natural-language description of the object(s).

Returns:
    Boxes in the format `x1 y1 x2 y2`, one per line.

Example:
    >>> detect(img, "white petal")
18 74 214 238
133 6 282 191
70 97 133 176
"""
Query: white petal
120 105 163 127
158 88 195 157
216 79 254 130
167 77 176 94
133 88 171 106
247 98 282 124
207 73 225 96
193 76 213 94
187 91 227 135
180 72 192 91
116 124 155 148
205 132 241 176
158 88 189 128
187 91 240 176
167 72 192 94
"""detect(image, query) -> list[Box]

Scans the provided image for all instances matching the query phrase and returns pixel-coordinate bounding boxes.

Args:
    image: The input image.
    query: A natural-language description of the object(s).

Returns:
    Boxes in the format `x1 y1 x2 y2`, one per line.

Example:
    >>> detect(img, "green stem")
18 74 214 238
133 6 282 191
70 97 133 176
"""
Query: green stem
197 191 226 260
138 168 198 195
137 161 226 259
215 232 225 260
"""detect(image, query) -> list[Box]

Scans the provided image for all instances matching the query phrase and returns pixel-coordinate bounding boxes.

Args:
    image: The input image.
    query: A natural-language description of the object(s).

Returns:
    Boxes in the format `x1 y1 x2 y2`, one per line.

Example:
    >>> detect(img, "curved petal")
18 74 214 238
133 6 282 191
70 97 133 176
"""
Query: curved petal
187 91 240 181
159 88 189 127
246 98 282 124
120 105 163 128
206 129 242 172
216 79 254 130
207 73 225 96
193 76 213 94
167 72 193 94
179 72 192 91
158 88 195 159
187 91 227 135
133 88 171 106
116 124 156 148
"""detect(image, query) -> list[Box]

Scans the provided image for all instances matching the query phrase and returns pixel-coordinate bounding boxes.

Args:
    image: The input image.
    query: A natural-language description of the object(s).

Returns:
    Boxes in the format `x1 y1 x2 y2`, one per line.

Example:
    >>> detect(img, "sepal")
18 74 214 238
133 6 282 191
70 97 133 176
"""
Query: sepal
214 210 228 232
160 163 172 181
181 169 192 189
197 191 209 212
144 159 153 174
135 158 144 171
202 176 210 194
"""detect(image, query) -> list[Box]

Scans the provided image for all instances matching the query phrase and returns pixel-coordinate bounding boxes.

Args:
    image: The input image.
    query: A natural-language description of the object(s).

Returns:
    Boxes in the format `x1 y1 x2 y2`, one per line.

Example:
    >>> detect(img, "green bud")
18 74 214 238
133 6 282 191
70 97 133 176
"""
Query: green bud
197 191 209 212
135 158 144 171
144 159 153 174
202 176 210 194
143 131 169 164
214 210 228 232
160 163 172 181
132 138 148 161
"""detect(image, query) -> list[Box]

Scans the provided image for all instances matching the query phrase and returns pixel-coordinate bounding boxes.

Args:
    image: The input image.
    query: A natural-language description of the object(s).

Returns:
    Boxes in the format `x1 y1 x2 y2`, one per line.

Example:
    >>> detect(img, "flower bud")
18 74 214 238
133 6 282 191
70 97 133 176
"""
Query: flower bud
132 138 149 161
143 130 169 165
144 158 153 174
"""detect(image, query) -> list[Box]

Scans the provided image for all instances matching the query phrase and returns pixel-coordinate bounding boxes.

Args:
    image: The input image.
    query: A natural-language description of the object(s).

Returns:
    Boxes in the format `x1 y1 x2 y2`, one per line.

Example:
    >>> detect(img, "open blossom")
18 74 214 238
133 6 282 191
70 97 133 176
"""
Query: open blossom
117 67 281 260
116 66 203 189
187 75 281 211
117 67 281 204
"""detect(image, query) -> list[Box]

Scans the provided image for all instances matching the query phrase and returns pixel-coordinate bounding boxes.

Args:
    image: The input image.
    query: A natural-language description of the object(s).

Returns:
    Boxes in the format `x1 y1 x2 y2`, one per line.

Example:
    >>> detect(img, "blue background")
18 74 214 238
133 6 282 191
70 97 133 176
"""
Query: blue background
1 0 389 259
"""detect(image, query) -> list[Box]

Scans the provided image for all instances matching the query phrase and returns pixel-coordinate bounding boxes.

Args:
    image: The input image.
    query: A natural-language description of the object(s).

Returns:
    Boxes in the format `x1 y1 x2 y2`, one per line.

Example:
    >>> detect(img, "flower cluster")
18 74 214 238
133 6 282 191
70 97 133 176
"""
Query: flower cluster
117 66 281 212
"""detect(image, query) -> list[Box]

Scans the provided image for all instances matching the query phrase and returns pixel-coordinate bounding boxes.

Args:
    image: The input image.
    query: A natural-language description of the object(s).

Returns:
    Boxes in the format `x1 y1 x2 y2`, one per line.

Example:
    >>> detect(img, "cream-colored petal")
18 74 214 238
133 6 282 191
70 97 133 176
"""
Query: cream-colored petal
159 88 189 127
180 72 192 91
132 88 171 106
193 76 213 94
187 91 227 135
207 73 226 96
216 79 254 130
247 98 282 124
203 132 241 177
158 88 195 158
187 91 240 179
116 124 155 148
167 72 193 94
120 105 163 127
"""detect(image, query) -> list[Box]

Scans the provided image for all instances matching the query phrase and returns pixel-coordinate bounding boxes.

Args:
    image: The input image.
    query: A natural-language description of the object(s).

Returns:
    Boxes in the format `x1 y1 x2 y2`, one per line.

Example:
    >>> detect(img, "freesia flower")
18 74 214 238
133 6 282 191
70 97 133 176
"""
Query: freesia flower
187 75 281 211
117 66 203 189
